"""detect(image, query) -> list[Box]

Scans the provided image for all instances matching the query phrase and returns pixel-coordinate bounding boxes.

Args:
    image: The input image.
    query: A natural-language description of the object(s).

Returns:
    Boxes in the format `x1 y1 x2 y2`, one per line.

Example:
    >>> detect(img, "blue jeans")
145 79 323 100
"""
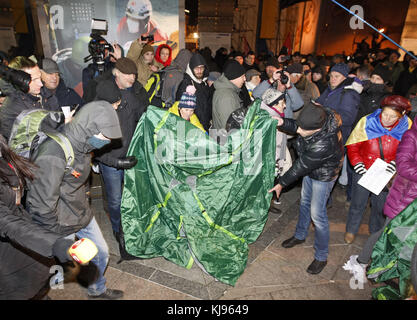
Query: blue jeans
66 217 109 296
294 176 336 261
99 163 124 234
346 172 387 235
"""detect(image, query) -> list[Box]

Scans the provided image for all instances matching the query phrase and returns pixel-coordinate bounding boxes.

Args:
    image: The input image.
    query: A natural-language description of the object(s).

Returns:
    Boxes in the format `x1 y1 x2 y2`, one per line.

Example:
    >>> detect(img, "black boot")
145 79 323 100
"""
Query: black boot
306 259 327 274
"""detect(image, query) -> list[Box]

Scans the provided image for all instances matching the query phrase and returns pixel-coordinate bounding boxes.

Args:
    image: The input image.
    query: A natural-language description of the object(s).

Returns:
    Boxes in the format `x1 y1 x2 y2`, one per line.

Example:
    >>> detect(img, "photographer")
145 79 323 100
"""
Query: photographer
127 37 159 86
82 36 123 97
252 66 304 120
0 56 61 140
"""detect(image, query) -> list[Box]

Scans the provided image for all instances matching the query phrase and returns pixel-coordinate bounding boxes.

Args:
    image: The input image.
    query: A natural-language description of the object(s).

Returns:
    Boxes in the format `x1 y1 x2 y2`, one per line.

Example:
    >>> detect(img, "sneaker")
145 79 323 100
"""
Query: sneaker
343 255 367 284
88 289 124 300
273 198 281 205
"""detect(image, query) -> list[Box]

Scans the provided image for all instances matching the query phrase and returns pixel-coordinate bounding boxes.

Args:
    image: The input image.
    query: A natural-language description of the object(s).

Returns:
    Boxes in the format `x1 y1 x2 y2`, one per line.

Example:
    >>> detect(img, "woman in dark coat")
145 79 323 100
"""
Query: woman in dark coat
0 135 73 299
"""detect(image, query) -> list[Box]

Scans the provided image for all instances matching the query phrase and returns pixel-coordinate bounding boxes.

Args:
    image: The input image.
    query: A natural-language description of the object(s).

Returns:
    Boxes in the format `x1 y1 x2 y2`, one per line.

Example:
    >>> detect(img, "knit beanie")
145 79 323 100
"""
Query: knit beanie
330 63 349 77
141 44 155 56
262 88 285 107
371 65 392 84
245 69 261 82
223 60 246 80
296 102 327 130
115 57 138 74
96 80 122 104
178 85 197 109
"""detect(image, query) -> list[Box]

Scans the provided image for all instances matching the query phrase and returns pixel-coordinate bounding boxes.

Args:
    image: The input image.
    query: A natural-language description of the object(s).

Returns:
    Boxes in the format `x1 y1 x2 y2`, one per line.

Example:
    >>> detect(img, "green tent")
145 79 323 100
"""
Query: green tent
368 198 417 299
120 100 277 285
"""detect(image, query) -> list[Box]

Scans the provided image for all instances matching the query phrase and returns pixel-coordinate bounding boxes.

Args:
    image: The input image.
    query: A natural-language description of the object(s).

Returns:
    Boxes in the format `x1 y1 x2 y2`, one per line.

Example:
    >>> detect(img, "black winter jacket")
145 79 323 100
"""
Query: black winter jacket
0 86 61 140
278 107 344 187
352 83 390 129
94 78 149 167
54 79 85 110
0 158 63 299
176 53 213 131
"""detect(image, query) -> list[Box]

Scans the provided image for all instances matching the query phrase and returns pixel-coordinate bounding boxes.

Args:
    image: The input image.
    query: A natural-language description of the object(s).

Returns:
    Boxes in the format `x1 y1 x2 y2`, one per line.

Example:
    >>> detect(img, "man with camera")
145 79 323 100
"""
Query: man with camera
0 56 61 141
82 36 123 99
252 65 304 120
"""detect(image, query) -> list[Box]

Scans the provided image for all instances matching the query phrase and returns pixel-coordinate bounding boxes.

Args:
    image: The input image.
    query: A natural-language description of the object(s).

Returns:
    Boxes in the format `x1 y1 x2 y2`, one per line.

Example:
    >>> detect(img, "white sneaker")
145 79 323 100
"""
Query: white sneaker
343 255 367 284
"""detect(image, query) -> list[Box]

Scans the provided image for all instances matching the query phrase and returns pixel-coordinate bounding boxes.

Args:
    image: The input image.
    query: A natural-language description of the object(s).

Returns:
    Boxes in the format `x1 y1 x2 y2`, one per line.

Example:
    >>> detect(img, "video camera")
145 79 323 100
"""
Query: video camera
84 19 113 73
0 57 31 94
141 34 154 42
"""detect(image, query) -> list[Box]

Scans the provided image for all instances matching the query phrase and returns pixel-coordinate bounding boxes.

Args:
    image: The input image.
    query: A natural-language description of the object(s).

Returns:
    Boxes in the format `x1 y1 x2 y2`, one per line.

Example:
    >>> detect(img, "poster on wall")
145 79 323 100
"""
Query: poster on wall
39 0 179 96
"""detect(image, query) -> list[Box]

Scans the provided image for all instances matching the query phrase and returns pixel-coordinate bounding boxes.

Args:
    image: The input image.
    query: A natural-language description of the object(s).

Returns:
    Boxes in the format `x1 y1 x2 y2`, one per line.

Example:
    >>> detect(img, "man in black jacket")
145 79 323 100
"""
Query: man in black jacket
0 56 61 140
176 53 213 131
93 57 148 240
269 102 344 275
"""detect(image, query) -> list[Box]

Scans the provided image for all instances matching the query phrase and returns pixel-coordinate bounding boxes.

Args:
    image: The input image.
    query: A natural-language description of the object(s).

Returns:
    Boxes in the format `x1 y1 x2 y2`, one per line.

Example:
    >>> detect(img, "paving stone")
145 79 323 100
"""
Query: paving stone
150 269 210 300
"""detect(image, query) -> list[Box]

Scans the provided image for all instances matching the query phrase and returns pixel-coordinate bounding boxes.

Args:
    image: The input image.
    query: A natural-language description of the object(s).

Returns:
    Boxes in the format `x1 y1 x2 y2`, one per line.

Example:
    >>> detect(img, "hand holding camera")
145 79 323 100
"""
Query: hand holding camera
140 34 154 43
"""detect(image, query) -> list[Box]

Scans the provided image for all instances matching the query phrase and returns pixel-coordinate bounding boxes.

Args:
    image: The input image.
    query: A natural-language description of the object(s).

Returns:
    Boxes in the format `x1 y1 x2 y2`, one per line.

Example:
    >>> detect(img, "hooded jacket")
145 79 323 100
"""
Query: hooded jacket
212 74 242 130
0 86 61 140
278 107 344 187
316 76 362 143
161 49 192 104
384 120 417 219
26 101 122 236
175 53 213 131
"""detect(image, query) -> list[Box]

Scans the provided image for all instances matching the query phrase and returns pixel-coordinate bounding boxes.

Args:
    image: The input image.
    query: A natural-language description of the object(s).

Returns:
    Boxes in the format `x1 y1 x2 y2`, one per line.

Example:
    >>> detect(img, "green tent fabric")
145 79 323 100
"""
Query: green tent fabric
120 99 277 285
368 198 417 299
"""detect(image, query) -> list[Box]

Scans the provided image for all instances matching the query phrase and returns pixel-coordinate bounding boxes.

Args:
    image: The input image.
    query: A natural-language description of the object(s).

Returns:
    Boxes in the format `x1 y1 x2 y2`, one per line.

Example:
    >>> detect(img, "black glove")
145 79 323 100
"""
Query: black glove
354 162 367 175
52 238 74 263
116 156 138 169
386 160 396 174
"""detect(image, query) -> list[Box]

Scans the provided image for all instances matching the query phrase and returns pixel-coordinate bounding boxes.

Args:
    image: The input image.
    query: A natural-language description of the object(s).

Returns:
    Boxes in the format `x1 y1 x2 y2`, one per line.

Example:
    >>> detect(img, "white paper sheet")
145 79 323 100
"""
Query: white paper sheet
357 158 394 195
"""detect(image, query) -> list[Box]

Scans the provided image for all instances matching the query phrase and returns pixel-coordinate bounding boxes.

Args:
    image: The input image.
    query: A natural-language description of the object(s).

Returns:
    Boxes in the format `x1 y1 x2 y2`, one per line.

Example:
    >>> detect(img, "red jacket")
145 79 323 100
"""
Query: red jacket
347 134 400 169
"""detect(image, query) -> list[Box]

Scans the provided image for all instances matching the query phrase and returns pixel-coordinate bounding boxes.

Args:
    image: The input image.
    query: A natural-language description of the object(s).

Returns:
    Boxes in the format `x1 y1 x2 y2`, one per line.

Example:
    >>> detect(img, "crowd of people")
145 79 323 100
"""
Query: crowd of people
0 36 417 300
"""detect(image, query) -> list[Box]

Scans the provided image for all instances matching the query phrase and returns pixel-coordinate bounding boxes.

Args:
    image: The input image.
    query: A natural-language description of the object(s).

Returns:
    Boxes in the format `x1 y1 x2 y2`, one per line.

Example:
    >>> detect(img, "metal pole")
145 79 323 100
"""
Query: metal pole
331 0 417 60
298 1 307 53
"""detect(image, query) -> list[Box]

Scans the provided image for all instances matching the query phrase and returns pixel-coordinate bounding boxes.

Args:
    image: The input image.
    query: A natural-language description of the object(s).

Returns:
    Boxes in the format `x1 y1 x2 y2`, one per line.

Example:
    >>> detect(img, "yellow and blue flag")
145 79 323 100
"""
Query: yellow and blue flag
346 109 412 146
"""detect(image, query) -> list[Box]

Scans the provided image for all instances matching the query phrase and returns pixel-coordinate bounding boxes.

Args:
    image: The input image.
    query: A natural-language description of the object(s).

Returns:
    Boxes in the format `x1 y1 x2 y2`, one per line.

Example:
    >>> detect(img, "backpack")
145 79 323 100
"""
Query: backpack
8 109 76 174
144 71 166 108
